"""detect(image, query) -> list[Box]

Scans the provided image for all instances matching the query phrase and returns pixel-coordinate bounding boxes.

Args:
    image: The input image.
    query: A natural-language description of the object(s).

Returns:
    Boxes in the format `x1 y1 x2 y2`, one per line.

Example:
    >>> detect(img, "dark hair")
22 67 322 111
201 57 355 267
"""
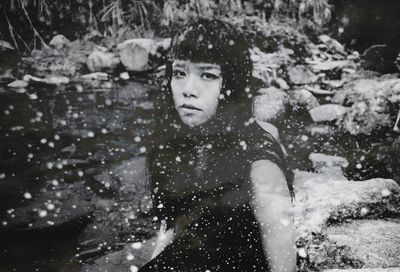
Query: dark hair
151 18 254 144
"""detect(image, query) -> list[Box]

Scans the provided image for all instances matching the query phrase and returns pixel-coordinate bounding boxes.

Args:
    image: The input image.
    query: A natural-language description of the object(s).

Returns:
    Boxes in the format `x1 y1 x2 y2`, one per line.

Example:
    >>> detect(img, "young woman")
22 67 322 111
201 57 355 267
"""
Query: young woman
140 19 296 272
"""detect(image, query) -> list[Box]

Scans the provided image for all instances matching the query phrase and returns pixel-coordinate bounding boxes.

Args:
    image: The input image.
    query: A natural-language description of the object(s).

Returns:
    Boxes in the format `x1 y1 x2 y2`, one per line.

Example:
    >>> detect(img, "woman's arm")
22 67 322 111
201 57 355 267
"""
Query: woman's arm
151 219 175 259
250 160 296 272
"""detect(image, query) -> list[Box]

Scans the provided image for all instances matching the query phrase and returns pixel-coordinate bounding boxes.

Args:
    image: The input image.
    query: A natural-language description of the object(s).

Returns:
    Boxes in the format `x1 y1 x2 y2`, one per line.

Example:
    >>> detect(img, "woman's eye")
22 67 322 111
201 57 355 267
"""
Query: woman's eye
173 70 186 78
201 72 219 80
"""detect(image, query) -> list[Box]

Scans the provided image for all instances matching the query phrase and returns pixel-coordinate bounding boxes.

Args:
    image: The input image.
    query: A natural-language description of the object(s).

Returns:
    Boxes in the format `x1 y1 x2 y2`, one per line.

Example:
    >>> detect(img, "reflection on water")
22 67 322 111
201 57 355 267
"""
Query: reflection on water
0 79 156 271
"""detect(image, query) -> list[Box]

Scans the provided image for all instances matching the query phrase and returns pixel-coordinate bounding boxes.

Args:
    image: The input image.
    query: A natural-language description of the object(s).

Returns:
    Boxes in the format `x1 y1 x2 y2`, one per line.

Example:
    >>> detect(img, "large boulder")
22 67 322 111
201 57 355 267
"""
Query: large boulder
362 44 398 74
327 219 400 268
293 171 400 237
117 39 155 71
287 65 318 85
78 157 154 254
309 104 348 122
289 89 320 111
2 181 95 230
253 87 289 122
333 77 400 135
87 47 120 72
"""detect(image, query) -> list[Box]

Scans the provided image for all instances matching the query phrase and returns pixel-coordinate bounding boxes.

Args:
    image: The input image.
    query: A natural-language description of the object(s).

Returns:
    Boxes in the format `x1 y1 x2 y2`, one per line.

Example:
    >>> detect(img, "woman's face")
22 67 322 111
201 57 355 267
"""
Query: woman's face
171 60 223 128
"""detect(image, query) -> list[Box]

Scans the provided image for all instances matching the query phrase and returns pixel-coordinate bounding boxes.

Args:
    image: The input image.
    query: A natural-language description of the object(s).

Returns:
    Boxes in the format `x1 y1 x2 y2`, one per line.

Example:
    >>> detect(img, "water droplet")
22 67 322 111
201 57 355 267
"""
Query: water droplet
23 192 32 199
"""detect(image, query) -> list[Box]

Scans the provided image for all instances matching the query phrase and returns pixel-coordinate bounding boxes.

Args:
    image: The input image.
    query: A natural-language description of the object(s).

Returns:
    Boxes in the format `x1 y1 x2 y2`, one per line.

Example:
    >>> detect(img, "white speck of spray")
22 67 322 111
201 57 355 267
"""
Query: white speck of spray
126 253 134 261
23 192 32 199
54 134 60 140
0 173 5 179
47 203 55 210
40 138 47 144
175 156 181 162
51 179 59 186
134 136 141 142
129 265 138 272
139 147 146 153
301 135 309 142
101 128 108 134
87 131 95 138
239 141 247 150
38 210 48 218
356 163 362 169
157 203 164 209
77 171 84 177
29 93 38 100
46 162 54 169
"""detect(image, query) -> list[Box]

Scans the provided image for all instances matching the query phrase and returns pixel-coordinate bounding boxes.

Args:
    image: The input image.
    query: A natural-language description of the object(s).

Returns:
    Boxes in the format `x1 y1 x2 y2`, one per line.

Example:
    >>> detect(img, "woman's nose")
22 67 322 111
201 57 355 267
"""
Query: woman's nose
182 74 199 98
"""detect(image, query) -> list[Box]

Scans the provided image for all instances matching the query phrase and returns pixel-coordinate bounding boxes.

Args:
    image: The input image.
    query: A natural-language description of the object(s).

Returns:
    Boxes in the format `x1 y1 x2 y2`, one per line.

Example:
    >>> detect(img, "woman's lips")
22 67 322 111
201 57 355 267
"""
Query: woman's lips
180 104 201 111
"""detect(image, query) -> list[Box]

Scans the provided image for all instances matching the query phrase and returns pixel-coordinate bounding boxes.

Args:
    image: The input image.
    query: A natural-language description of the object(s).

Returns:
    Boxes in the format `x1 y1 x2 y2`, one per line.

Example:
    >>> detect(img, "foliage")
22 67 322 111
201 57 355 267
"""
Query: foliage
271 0 332 26
0 0 333 53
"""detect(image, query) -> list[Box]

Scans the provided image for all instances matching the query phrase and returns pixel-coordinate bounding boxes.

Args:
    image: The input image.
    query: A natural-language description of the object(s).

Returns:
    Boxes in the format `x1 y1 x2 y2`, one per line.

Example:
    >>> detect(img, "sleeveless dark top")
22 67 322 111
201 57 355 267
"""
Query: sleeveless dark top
141 122 293 272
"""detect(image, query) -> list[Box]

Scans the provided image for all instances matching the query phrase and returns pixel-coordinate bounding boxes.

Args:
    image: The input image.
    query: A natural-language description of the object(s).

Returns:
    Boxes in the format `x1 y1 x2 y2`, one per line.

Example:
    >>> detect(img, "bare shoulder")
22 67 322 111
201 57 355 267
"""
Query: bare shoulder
250 160 288 195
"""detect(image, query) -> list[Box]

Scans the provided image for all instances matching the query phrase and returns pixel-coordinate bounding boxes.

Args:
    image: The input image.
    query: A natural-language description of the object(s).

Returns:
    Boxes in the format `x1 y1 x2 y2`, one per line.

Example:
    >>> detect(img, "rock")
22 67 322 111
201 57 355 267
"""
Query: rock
251 46 295 83
2 181 95 230
20 74 69 85
87 49 120 72
312 60 349 72
7 80 28 88
287 65 318 85
362 44 398 74
319 34 346 55
117 39 155 71
309 104 347 122
289 89 320 111
306 124 336 136
308 153 349 177
81 72 109 80
253 87 289 122
119 72 130 80
332 77 400 135
43 75 70 85
327 219 400 268
293 171 400 237
80 237 156 272
93 157 150 210
49 34 70 49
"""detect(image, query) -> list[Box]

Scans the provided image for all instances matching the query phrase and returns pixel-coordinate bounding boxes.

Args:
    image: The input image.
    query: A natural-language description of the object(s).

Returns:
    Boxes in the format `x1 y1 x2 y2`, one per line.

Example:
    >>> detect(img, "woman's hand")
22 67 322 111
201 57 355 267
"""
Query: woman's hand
250 160 297 272
151 220 175 260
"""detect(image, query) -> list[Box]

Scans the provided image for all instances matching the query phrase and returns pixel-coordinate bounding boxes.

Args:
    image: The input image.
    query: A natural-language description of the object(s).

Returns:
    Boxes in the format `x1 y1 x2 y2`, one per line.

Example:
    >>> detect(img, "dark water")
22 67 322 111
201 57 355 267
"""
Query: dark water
0 79 155 271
